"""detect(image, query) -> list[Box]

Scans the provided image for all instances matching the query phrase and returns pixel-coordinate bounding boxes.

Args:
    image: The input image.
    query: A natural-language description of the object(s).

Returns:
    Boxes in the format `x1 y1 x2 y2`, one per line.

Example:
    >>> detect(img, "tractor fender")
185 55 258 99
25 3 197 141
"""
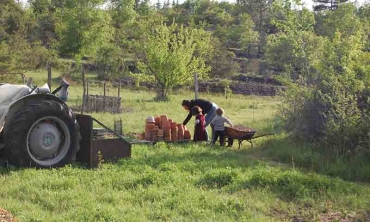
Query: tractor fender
2 94 72 135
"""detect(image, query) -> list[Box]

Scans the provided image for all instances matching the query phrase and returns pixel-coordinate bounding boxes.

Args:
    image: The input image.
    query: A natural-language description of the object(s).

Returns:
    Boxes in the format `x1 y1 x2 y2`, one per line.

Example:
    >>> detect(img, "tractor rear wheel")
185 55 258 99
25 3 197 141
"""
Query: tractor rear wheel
4 100 81 168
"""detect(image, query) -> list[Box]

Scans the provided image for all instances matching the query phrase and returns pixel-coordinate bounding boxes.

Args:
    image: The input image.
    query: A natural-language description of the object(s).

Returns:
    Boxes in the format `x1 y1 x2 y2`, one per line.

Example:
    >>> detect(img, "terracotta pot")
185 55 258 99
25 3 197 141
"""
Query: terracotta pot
155 116 161 127
162 120 170 129
163 128 171 141
184 130 191 140
145 131 152 141
157 129 164 140
160 115 168 123
177 124 184 140
146 116 155 123
151 129 158 141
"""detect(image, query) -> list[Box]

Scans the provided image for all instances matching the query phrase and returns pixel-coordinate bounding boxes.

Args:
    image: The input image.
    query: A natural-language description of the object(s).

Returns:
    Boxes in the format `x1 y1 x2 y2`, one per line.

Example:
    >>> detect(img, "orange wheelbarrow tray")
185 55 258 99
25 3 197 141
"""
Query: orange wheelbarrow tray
225 125 275 149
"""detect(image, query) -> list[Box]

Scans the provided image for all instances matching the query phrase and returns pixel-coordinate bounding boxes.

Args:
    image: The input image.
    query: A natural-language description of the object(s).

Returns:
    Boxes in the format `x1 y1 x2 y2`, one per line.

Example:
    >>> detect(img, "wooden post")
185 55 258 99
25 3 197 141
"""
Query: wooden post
47 64 52 90
81 65 86 114
103 81 106 111
194 73 198 100
118 81 121 98
103 81 106 97
86 79 89 97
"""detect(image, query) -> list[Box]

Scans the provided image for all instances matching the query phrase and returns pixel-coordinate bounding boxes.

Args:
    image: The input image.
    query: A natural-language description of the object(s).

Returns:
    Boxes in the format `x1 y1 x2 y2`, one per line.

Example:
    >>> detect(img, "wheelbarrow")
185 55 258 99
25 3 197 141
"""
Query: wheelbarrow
225 125 275 149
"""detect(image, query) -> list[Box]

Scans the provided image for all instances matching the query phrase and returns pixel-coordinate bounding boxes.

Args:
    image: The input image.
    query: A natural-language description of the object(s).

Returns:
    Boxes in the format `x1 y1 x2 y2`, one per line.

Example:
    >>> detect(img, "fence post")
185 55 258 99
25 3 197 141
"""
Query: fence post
194 73 198 100
81 65 86 114
86 79 89 97
103 81 106 111
103 81 106 97
118 80 121 98
47 64 52 90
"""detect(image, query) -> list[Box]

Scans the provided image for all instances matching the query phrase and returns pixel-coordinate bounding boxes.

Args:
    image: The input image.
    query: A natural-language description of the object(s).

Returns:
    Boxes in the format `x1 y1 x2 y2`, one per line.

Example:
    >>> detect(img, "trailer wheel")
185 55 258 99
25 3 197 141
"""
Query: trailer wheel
4 100 81 168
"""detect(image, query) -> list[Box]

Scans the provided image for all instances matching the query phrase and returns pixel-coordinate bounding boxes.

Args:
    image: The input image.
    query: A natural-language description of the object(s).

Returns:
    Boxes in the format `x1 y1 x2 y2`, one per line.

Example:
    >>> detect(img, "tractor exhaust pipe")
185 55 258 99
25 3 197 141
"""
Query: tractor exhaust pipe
52 79 70 102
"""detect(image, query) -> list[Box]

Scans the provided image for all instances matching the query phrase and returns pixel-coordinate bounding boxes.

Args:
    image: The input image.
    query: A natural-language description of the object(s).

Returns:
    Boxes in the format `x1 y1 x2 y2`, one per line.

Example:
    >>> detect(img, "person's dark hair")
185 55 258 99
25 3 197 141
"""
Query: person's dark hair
191 106 202 115
182 100 191 107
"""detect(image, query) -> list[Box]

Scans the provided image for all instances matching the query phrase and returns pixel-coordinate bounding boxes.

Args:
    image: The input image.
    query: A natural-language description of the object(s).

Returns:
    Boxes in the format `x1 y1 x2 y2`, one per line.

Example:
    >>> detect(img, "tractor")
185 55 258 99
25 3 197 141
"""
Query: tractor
0 76 81 168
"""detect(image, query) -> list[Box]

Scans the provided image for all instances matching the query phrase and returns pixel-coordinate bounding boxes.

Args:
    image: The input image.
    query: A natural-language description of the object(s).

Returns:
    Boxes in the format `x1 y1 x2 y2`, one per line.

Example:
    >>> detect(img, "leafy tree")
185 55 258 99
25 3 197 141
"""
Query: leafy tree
0 33 50 72
95 44 127 79
109 0 138 27
313 0 349 11
0 0 26 41
55 0 114 60
314 3 362 40
138 22 214 98
207 40 240 78
357 3 370 52
156 0 162 10
229 13 259 49
265 1 321 82
236 0 274 55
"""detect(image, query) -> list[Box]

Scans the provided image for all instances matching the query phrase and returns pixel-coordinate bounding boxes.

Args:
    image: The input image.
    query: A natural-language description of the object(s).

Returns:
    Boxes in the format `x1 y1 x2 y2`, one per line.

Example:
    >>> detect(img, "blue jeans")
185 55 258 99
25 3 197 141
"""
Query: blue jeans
204 103 218 141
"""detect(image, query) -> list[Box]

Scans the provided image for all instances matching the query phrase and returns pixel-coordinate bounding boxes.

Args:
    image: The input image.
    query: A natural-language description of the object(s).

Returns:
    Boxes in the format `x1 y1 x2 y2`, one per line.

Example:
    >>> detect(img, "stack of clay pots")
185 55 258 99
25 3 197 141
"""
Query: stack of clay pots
170 122 178 142
157 129 163 141
177 124 184 140
162 118 171 142
145 116 156 140
142 114 192 142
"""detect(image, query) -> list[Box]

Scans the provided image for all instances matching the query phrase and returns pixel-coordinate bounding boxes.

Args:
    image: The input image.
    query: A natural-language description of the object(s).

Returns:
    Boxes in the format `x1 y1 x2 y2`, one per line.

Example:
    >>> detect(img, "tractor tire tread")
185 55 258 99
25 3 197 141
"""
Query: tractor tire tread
4 100 80 168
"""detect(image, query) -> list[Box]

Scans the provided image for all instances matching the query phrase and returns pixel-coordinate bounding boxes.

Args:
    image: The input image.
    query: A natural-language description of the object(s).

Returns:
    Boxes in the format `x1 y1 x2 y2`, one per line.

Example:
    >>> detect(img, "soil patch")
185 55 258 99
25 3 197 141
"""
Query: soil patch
0 208 17 222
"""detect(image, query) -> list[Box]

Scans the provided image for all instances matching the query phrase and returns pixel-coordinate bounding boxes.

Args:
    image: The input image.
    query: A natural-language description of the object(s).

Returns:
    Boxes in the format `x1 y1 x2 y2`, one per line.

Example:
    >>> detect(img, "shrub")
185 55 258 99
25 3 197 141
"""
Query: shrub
280 31 370 158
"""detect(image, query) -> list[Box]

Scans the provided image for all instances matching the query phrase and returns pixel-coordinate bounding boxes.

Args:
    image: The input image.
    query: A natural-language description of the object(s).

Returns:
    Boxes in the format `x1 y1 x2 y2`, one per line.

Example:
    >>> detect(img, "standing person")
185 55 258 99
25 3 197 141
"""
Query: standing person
210 108 233 146
182 99 218 140
191 106 206 141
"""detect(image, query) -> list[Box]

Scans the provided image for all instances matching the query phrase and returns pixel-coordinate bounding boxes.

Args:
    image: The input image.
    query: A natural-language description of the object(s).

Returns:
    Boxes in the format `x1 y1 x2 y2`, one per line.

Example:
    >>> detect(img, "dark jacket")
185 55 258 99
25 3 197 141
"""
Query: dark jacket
183 99 213 125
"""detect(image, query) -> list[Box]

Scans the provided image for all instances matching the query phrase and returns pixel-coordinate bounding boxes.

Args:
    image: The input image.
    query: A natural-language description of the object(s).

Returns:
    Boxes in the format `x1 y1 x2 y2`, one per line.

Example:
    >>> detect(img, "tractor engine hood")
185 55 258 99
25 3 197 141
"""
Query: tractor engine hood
0 84 31 131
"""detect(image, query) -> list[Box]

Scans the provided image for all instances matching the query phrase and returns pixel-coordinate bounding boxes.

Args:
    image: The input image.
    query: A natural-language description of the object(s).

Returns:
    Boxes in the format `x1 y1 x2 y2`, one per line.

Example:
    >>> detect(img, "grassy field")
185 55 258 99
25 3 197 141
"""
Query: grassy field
0 70 369 221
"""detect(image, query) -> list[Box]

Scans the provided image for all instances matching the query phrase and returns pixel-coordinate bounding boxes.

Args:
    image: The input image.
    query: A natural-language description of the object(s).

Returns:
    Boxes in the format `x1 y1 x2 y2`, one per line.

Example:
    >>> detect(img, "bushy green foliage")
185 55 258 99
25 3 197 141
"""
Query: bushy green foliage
264 1 370 158
280 29 370 157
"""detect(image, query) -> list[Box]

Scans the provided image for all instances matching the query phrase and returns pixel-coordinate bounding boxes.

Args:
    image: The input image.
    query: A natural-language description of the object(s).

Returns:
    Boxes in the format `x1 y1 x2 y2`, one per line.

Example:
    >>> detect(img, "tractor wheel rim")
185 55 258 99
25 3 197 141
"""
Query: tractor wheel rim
26 116 71 166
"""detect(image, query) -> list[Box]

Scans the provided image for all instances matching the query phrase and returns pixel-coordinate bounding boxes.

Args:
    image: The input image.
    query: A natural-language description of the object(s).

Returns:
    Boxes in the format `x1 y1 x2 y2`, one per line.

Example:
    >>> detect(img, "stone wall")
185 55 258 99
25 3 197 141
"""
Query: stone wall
118 76 283 97
198 81 283 96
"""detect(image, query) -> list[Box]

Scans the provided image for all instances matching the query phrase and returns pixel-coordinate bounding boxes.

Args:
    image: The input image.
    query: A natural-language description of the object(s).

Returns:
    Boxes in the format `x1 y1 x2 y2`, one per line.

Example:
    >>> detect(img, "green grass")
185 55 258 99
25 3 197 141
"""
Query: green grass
1 70 369 221
1 144 370 221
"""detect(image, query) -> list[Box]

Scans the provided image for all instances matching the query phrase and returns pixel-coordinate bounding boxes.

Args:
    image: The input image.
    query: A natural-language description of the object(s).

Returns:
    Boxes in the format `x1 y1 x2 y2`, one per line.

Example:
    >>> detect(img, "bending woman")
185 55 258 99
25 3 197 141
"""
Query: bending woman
182 99 218 140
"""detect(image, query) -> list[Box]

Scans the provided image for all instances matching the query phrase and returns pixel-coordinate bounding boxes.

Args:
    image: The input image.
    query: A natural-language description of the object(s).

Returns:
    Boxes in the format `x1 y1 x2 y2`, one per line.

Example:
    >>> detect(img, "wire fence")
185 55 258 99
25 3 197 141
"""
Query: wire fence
68 75 283 114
